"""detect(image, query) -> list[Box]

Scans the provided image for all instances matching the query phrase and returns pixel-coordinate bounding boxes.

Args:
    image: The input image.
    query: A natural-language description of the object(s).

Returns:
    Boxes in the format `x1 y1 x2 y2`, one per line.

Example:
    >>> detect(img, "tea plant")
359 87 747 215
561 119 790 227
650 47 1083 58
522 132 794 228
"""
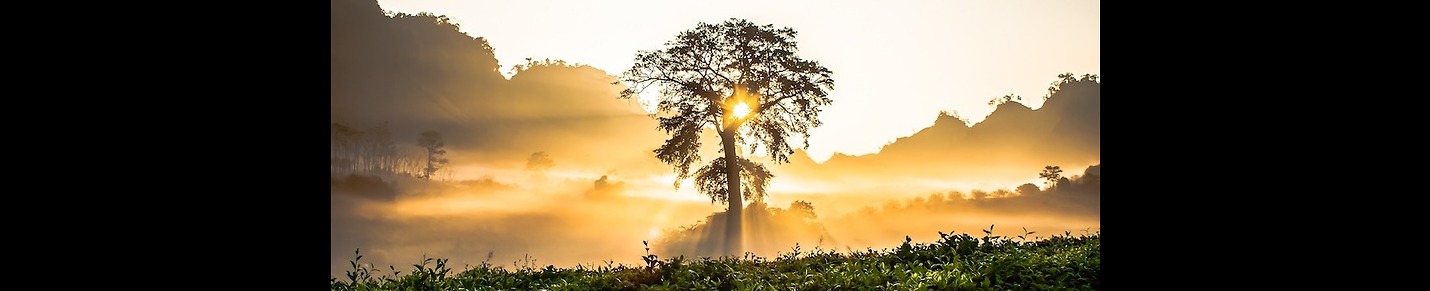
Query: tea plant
331 227 1100 290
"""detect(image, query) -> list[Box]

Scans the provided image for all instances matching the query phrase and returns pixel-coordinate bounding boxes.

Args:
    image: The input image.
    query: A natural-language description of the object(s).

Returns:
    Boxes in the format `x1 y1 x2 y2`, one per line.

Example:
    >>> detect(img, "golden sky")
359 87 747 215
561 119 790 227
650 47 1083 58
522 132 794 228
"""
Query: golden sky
373 0 1099 163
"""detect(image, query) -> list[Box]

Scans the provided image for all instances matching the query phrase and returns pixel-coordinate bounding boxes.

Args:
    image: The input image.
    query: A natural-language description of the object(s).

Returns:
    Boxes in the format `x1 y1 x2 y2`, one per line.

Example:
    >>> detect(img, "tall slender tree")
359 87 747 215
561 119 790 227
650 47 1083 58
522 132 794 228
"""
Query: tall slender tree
368 122 397 175
417 130 448 180
617 18 835 255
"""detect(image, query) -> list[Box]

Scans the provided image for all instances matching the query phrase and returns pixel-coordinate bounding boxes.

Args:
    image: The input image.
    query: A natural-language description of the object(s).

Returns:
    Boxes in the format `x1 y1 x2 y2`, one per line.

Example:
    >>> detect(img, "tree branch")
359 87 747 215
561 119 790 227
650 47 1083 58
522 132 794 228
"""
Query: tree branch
757 95 795 114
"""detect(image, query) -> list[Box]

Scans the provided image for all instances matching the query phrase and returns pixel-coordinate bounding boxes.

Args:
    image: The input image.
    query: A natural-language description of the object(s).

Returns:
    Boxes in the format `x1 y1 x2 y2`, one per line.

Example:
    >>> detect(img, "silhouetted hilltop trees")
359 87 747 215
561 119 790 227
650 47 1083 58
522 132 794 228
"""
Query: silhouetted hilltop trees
331 0 501 126
331 0 665 174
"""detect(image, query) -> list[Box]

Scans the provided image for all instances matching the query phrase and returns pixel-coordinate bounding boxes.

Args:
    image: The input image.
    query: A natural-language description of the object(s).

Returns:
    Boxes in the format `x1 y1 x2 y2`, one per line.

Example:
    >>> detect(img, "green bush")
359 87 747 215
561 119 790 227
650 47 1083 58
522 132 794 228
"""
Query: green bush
331 228 1100 290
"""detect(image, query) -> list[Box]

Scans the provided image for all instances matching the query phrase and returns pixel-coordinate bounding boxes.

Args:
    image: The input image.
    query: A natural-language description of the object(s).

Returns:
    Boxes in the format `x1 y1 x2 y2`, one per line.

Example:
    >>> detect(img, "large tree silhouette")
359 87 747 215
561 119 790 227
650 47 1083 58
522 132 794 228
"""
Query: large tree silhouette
616 18 835 255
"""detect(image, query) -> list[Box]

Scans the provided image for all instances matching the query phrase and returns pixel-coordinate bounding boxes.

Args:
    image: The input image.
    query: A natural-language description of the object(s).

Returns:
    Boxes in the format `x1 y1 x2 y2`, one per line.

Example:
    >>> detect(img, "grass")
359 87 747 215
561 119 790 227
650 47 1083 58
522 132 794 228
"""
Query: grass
330 226 1100 290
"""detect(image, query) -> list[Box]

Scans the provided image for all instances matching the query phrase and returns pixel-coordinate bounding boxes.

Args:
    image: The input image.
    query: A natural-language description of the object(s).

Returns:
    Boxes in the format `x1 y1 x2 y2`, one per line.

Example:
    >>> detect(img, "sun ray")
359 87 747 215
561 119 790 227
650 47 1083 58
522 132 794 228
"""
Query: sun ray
732 102 751 119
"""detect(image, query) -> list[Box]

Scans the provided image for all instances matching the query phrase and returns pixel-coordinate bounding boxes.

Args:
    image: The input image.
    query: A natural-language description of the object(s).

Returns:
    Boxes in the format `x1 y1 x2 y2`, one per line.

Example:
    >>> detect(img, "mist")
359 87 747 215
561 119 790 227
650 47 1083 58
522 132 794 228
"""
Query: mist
331 173 728 278
331 163 1100 278
332 0 669 182
643 164 1100 260
331 0 1101 280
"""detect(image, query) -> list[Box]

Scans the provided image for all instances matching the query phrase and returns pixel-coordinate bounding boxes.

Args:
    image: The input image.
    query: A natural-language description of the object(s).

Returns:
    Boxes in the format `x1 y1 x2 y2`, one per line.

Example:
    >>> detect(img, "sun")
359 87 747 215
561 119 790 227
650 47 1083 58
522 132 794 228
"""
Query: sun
732 102 751 119
648 227 661 239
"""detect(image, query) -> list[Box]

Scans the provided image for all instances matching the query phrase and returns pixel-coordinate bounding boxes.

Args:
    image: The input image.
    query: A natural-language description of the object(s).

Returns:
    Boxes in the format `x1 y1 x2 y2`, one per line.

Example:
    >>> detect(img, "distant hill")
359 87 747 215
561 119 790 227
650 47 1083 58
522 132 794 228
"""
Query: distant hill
331 0 665 174
774 76 1100 187
332 0 1099 182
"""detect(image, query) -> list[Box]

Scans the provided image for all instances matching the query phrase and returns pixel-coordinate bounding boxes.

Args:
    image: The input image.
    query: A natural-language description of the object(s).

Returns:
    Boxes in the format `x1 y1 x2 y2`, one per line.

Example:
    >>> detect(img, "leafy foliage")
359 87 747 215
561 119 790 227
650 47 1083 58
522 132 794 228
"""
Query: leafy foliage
526 151 555 172
988 94 1022 106
692 156 773 204
1040 166 1064 189
417 131 449 180
617 18 835 202
332 229 1100 290
1045 73 1099 101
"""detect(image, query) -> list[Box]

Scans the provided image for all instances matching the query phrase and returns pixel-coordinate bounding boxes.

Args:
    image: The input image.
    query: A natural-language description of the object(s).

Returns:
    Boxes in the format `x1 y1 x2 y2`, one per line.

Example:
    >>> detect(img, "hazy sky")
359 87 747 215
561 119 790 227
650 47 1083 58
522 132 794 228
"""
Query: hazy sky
374 0 1099 163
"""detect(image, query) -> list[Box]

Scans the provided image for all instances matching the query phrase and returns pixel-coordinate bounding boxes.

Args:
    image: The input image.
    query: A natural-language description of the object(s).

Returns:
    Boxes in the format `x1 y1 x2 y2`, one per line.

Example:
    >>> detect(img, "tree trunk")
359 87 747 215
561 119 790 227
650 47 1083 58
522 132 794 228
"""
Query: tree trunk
424 147 433 180
719 129 742 256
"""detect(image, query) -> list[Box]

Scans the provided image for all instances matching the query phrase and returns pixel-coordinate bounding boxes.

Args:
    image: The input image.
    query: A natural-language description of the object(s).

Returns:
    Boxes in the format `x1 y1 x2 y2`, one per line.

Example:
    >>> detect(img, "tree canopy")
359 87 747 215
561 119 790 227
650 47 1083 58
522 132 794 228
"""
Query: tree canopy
617 18 835 255
616 18 835 204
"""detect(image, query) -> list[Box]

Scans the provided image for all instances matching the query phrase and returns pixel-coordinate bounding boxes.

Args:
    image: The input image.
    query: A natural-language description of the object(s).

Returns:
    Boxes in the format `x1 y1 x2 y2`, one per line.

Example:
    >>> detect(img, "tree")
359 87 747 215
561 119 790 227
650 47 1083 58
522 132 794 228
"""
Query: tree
330 121 400 176
331 123 361 174
1045 73 1099 101
616 18 835 255
971 190 989 200
367 122 397 175
789 200 816 220
526 151 554 172
988 93 1022 106
417 130 449 180
1016 183 1042 196
1039 165 1063 190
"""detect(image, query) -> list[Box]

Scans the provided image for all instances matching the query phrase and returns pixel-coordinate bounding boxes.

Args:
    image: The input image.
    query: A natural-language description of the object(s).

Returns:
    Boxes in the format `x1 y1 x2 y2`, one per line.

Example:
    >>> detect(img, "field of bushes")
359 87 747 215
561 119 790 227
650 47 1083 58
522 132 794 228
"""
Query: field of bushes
330 227 1099 290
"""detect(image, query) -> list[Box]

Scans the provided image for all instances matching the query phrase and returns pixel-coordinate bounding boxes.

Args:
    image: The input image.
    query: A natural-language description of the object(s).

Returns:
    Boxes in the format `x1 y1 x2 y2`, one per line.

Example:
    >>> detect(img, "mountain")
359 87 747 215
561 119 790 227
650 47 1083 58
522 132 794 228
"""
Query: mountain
330 0 666 175
773 76 1101 189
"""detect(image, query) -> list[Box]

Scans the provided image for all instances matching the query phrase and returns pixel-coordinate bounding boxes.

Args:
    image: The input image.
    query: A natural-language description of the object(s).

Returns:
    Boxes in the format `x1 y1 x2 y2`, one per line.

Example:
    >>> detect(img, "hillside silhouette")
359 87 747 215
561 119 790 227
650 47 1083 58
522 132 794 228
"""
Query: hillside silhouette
774 76 1100 188
331 0 666 175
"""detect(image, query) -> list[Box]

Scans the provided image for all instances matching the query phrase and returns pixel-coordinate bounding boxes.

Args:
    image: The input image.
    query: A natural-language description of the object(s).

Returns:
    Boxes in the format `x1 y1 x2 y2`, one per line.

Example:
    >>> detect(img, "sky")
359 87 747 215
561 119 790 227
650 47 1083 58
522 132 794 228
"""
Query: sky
373 0 1100 163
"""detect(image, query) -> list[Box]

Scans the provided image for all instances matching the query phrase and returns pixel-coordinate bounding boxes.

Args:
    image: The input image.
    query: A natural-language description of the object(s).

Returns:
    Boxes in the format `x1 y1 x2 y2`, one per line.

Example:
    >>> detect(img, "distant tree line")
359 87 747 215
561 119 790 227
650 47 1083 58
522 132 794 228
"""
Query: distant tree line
331 122 451 180
853 164 1102 216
